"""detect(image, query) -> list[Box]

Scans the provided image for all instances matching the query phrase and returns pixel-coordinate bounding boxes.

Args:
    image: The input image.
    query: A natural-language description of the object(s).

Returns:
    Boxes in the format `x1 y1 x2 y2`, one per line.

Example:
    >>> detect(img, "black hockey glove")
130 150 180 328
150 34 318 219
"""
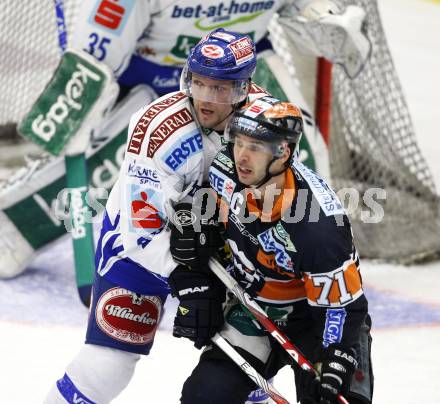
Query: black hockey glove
232 264 265 298
170 202 224 270
298 344 357 404
168 265 226 349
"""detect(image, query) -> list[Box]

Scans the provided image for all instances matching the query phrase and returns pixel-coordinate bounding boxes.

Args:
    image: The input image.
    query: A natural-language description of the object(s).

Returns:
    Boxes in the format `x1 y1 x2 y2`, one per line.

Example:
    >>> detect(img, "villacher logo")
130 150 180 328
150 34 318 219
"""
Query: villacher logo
95 288 161 344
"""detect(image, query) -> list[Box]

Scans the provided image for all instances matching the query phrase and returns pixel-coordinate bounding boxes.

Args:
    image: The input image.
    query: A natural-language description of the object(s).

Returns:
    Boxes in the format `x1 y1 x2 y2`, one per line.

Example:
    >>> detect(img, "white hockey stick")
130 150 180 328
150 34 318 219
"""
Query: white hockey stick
209 258 349 404
211 333 291 404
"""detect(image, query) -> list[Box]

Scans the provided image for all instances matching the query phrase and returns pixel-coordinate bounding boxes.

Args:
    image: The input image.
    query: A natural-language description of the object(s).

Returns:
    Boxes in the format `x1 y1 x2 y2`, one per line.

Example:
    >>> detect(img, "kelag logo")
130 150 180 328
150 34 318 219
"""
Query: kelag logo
163 131 203 171
89 0 135 34
171 0 275 30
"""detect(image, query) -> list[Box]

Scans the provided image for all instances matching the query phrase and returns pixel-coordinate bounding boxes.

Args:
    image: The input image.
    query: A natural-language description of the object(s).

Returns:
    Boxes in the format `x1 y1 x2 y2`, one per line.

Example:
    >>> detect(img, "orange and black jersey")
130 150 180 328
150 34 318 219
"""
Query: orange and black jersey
209 146 369 348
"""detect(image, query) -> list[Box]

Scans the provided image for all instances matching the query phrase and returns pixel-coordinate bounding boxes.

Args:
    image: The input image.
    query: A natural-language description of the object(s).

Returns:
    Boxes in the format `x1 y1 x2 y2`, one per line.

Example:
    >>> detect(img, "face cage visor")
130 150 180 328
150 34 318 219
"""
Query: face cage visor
180 65 249 105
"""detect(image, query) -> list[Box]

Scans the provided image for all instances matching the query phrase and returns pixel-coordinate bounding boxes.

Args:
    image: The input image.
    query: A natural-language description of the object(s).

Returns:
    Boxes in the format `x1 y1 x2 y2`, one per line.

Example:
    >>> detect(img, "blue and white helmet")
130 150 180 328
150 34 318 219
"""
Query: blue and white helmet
180 28 257 104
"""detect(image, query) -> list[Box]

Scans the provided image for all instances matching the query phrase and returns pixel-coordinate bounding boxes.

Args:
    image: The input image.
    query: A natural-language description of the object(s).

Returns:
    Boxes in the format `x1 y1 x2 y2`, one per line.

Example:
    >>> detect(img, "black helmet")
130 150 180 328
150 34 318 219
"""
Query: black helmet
225 96 303 153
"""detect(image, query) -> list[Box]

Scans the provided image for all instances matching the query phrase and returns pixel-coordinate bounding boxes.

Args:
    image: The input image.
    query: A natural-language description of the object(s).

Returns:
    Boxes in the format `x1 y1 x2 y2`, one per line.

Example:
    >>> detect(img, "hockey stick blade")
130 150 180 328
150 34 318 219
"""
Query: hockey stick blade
209 258 349 404
211 333 291 404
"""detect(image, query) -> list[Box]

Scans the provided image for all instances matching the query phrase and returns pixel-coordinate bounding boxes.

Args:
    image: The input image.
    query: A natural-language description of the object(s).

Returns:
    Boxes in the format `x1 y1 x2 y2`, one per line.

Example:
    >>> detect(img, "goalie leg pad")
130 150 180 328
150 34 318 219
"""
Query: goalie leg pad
18 48 119 156
0 211 34 278
0 85 155 279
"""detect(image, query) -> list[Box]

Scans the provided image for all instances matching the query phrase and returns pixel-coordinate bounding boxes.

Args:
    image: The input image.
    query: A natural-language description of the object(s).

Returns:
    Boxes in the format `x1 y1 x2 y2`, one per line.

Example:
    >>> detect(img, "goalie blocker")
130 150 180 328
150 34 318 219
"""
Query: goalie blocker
18 48 119 156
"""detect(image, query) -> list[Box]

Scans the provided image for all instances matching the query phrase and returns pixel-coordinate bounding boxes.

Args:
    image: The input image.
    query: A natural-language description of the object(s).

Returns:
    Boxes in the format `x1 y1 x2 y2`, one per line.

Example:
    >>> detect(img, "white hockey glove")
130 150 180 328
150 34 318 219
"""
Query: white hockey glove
18 48 119 156
278 0 372 78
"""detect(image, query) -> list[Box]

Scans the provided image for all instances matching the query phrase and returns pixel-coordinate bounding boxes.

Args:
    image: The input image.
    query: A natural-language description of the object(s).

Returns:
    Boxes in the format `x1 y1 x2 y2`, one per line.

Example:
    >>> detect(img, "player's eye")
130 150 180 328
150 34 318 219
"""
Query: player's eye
214 86 226 93
249 142 266 152
235 138 245 148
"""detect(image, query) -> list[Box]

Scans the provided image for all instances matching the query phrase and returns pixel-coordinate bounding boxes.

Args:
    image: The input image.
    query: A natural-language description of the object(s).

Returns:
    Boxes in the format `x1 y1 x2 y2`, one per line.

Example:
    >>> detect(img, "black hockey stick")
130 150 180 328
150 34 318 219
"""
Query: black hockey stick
209 258 349 404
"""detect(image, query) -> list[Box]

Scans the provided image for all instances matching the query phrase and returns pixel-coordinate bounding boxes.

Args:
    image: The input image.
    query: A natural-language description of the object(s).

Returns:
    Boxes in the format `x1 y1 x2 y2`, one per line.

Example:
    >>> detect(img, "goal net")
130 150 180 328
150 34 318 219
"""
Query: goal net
1 0 439 263
269 0 440 263
0 0 78 129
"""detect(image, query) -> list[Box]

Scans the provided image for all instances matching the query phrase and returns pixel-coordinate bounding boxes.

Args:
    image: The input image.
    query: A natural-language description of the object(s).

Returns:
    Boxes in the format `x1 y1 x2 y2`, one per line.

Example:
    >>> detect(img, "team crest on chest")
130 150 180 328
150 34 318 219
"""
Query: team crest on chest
257 226 294 272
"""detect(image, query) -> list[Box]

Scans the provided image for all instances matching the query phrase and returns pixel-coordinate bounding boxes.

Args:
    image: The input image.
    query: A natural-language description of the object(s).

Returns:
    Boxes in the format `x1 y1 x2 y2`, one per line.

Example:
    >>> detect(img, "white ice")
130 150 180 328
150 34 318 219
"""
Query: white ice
1 0 440 403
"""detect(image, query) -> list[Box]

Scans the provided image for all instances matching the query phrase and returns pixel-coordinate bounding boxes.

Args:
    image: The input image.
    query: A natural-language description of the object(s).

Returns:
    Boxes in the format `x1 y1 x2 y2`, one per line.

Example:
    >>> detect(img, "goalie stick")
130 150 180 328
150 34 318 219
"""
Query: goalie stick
55 1 94 307
209 258 349 404
212 333 291 404
17 1 115 307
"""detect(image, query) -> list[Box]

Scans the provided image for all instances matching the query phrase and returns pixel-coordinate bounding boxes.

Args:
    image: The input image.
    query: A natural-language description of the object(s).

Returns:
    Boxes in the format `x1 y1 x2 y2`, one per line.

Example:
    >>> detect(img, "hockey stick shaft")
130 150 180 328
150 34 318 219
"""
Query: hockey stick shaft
211 333 291 404
55 2 94 307
209 258 349 404
65 154 95 307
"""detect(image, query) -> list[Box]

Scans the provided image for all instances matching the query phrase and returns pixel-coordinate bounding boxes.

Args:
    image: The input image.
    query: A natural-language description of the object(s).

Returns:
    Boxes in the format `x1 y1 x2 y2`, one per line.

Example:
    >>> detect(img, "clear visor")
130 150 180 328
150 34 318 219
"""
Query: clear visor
227 131 289 158
180 66 249 104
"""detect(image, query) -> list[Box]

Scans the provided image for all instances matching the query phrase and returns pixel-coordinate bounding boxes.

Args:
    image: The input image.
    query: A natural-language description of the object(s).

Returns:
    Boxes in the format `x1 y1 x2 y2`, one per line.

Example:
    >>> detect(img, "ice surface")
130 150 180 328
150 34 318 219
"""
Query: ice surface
1 0 439 403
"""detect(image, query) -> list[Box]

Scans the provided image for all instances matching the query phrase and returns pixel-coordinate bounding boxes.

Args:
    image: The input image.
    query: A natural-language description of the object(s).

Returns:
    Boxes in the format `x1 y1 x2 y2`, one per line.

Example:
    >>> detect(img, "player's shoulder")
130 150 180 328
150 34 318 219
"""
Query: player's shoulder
248 82 271 101
284 161 353 260
126 91 196 158
212 146 235 175
129 91 189 125
291 160 346 218
210 146 240 202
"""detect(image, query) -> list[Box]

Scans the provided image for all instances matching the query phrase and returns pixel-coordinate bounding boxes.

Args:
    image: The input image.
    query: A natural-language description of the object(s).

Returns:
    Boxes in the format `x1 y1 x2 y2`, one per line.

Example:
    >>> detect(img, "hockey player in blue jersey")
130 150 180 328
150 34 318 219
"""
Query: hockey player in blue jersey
1 0 371 283
43 29 275 403
168 97 373 403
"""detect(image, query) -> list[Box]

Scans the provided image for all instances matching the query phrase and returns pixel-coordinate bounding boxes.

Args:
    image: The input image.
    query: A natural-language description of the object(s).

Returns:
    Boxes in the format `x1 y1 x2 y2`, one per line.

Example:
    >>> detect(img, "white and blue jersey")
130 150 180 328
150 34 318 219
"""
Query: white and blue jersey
70 0 296 95
95 85 268 296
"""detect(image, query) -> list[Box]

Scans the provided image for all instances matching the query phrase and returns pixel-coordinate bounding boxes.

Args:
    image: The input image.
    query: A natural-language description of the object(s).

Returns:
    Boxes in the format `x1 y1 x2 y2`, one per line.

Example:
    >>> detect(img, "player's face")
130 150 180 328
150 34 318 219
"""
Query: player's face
191 74 234 131
233 134 275 186
233 133 290 186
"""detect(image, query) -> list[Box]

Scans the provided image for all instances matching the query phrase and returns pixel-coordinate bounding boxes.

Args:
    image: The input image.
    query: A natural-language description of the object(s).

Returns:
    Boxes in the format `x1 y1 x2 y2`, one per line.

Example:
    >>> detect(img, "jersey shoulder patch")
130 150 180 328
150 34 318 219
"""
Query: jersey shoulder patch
292 161 345 217
248 82 270 100
126 91 187 155
210 148 238 202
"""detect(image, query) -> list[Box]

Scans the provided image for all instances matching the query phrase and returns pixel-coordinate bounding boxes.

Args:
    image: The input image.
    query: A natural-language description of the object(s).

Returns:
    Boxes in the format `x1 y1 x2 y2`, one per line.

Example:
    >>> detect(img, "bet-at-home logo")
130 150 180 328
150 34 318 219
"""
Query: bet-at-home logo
171 1 274 28
31 63 101 142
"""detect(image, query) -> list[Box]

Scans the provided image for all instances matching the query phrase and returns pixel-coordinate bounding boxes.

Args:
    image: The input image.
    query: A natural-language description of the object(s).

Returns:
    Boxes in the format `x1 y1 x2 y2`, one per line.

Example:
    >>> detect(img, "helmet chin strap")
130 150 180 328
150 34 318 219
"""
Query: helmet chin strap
251 157 286 189
250 143 295 189
207 107 234 133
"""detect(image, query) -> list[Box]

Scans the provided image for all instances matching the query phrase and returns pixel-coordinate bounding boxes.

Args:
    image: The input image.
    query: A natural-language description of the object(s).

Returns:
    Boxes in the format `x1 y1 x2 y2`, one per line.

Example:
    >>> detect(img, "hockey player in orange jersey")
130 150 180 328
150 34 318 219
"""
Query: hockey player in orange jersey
168 97 373 403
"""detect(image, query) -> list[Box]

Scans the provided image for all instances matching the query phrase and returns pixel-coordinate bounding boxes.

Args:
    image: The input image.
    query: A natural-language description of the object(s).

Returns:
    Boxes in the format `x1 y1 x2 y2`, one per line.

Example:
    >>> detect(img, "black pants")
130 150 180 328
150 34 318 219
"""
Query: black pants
180 310 373 404
180 346 259 404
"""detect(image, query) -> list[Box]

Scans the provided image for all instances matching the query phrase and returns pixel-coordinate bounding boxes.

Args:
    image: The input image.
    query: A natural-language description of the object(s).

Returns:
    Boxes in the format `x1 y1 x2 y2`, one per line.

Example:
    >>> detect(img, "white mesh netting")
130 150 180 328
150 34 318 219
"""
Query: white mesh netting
0 0 79 127
269 0 440 262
